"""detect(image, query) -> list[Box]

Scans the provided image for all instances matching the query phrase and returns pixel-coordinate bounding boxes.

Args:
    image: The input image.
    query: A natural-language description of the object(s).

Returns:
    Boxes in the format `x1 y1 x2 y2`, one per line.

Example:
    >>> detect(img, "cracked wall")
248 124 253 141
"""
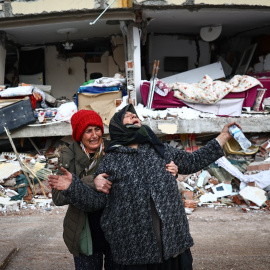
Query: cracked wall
4 0 270 16
194 0 270 5
134 0 270 6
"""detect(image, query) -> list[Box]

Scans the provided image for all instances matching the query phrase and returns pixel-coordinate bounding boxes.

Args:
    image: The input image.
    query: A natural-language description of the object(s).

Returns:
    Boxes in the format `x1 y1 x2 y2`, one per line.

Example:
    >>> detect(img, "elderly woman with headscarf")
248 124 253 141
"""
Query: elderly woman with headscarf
49 104 238 270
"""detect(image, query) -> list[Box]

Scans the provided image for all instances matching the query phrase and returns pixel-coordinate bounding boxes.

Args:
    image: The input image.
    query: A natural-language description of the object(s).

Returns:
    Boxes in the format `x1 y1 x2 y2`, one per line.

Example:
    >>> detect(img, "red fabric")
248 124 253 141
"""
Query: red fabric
252 72 270 77
29 95 37 109
257 78 270 110
223 87 258 107
71 109 104 141
140 82 186 109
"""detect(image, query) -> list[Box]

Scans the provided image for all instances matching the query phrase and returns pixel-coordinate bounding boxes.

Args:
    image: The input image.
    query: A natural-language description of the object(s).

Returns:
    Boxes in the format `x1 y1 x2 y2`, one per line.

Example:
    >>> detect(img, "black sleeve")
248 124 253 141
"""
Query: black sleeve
168 139 224 175
62 173 107 212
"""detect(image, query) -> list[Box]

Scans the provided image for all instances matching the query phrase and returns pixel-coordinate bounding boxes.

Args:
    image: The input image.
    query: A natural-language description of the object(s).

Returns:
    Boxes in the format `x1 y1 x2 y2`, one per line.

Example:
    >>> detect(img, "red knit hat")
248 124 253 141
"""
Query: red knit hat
71 110 104 141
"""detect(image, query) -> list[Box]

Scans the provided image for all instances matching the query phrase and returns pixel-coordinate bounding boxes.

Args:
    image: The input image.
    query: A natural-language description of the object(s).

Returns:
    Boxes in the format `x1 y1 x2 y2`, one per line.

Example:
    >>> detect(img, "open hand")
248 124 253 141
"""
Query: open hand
48 167 72 190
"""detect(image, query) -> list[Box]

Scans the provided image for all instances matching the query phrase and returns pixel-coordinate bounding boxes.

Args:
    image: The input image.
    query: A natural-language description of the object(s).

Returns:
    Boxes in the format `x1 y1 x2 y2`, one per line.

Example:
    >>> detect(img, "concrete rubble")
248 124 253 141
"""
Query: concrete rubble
1 131 270 215
161 132 270 214
0 150 56 213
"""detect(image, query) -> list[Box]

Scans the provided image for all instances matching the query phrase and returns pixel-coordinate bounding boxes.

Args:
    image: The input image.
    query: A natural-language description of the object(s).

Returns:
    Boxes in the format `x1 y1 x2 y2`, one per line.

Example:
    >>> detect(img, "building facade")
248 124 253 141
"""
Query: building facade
0 0 270 137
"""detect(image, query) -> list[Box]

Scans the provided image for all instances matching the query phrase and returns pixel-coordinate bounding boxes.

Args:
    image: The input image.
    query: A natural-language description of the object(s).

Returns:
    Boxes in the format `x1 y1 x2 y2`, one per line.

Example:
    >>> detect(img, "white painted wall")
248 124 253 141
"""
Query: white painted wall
147 35 210 79
45 45 125 99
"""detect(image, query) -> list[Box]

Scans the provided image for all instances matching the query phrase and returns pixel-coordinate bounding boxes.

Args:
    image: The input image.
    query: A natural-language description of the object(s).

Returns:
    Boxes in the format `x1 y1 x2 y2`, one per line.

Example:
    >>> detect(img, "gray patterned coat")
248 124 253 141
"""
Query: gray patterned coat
62 139 224 265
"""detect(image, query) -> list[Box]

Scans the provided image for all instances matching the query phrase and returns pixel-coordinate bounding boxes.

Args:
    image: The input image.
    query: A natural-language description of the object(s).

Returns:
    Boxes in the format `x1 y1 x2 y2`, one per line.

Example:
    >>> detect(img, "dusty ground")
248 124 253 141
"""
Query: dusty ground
0 205 270 270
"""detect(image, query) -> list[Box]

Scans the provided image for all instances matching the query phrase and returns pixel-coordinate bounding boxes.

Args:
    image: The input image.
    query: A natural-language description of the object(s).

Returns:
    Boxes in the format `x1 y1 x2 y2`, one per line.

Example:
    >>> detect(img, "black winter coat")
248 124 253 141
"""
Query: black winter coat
62 139 224 265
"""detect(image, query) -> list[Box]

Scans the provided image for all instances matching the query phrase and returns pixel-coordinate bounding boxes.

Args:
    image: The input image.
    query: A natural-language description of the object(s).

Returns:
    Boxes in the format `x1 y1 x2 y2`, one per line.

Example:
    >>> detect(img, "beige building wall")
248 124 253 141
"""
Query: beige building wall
11 0 96 15
46 45 125 99
11 0 133 15
108 44 126 76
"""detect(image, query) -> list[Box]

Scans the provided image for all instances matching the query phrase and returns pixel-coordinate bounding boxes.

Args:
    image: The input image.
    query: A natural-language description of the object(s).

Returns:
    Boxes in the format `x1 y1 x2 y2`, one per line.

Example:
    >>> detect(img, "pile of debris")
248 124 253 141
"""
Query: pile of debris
0 151 58 213
1 131 270 215
161 132 270 214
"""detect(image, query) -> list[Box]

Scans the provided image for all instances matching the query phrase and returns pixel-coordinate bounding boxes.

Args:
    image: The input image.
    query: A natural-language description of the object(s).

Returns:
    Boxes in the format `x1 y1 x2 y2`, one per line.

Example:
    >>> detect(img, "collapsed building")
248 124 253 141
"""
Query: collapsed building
1 0 270 212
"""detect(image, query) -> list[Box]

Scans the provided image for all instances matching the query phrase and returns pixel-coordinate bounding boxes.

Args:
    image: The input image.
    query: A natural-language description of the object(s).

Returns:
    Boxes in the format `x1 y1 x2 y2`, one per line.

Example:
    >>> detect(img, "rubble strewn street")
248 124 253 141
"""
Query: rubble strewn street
1 131 270 270
1 205 270 270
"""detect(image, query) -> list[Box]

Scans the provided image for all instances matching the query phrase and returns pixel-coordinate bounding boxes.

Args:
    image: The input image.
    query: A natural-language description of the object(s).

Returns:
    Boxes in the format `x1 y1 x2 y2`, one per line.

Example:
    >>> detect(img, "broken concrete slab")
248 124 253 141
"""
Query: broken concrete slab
0 162 21 183
212 183 232 197
239 186 267 207
199 193 218 203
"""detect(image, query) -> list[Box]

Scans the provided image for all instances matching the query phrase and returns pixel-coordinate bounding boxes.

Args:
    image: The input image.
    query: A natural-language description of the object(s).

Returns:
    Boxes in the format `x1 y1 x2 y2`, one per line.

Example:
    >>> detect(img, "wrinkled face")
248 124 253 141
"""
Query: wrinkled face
123 111 141 127
81 125 103 153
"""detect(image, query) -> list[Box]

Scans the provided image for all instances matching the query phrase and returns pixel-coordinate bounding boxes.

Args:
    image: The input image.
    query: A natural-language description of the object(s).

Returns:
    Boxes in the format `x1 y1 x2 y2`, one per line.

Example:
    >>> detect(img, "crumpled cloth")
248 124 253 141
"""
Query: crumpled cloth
85 77 123 88
154 78 171 96
168 75 262 104
52 101 77 123
10 174 28 201
33 87 48 108
0 86 33 97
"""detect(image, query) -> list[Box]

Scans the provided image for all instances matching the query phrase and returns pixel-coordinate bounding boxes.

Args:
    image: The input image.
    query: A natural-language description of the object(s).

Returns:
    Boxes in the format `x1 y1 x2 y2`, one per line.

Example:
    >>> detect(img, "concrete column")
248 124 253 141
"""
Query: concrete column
0 31 6 85
126 24 141 105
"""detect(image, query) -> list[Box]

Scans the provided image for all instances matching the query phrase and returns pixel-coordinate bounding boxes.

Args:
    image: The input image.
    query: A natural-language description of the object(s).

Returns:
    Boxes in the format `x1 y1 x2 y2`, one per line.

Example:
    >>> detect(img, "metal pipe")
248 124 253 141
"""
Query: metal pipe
89 0 117 25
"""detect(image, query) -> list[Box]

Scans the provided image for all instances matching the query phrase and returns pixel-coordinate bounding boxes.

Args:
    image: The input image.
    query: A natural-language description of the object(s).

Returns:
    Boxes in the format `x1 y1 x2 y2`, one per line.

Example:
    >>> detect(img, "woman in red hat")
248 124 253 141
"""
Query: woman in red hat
52 109 178 270
52 109 115 270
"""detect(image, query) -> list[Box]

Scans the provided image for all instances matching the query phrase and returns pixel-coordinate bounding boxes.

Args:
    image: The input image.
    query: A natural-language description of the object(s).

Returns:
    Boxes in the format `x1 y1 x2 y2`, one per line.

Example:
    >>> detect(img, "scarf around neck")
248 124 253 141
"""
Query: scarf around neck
107 104 164 157
80 141 104 174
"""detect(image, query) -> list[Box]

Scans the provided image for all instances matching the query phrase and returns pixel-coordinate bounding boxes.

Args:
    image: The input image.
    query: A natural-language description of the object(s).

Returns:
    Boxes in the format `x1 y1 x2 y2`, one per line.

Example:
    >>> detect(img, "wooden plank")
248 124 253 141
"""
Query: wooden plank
0 248 19 270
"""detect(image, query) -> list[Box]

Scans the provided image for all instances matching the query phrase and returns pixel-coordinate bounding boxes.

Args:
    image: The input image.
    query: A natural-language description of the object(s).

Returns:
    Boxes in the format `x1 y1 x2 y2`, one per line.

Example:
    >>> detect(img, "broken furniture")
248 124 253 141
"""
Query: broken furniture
224 138 260 155
0 97 36 135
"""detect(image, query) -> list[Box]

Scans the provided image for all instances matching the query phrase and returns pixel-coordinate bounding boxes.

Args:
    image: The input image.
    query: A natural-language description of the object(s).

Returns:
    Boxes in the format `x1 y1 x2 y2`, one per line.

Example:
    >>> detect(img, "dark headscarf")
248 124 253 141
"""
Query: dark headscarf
106 104 164 157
